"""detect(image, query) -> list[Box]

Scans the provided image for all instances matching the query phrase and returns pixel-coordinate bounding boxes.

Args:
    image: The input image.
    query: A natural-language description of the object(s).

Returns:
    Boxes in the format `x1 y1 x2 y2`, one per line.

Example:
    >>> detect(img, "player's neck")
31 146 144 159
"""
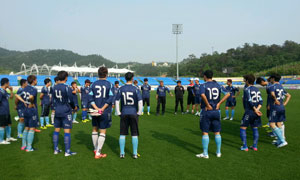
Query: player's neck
206 79 212 82
1 86 6 89
126 81 132 84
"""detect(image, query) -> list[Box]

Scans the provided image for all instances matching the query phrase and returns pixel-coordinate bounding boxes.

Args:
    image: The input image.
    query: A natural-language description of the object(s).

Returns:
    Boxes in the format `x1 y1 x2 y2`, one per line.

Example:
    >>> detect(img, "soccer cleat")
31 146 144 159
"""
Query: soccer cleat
223 117 229 120
17 134 23 138
6 137 17 142
0 140 11 145
41 126 47 130
26 148 35 152
85 119 91 122
133 154 138 159
95 153 107 159
94 150 97 155
72 120 79 124
35 129 41 133
230 117 233 121
54 149 62 155
262 124 270 128
137 153 141 157
147 112 150 116
46 124 54 127
216 153 222 158
120 154 125 159
196 153 209 159
21 146 26 150
65 151 77 157
277 142 288 148
141 112 144 115
174 112 177 115
250 146 258 151
240 146 249 151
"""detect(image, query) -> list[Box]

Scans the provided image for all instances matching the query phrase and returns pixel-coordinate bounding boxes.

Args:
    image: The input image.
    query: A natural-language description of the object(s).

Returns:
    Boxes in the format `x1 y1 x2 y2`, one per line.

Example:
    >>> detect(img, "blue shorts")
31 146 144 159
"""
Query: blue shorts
226 98 236 107
92 114 112 129
17 108 25 118
200 110 221 133
24 108 38 128
269 109 286 123
241 111 261 127
81 100 89 109
54 114 73 129
195 96 201 104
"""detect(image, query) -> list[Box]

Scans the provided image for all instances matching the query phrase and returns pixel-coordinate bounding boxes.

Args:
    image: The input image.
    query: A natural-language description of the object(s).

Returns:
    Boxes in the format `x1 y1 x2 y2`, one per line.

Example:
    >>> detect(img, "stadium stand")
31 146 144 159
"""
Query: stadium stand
137 77 159 86
156 77 177 85
285 80 300 84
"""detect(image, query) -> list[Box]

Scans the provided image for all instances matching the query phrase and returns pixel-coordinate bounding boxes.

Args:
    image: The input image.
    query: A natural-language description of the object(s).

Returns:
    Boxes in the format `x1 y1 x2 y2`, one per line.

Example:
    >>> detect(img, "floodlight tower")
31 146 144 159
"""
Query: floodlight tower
172 24 183 80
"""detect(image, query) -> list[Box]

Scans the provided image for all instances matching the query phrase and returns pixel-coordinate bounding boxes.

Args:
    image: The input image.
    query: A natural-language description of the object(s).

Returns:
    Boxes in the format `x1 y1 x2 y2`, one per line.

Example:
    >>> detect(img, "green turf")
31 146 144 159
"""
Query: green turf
0 90 300 180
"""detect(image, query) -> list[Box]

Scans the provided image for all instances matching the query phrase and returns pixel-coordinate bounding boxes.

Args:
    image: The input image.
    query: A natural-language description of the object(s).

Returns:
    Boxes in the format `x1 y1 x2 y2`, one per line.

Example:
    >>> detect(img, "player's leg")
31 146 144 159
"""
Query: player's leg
6 115 17 141
175 98 179 114
51 110 55 125
26 112 37 152
95 114 111 158
224 106 229 120
251 127 259 151
162 97 166 115
230 106 235 120
40 105 45 129
63 114 76 156
142 99 145 115
214 132 222 157
156 97 161 115
21 117 29 149
0 125 8 144
196 112 209 159
240 113 249 151
130 115 139 159
119 115 129 158
180 98 184 114
146 98 150 115
17 109 25 138
45 105 52 127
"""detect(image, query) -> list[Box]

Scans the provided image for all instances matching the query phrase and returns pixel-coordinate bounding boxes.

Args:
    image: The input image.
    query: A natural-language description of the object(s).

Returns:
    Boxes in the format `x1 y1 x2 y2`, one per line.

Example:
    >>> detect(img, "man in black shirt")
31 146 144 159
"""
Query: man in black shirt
186 78 195 114
174 81 185 114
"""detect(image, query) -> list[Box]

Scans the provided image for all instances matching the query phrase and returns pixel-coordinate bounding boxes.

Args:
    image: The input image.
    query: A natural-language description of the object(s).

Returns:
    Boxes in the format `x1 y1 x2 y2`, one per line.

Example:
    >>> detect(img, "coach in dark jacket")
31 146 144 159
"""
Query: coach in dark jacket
174 81 185 114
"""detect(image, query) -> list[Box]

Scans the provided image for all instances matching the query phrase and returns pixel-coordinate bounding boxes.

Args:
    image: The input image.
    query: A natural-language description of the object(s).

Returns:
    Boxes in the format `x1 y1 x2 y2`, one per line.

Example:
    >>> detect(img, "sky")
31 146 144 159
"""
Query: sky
1 0 300 63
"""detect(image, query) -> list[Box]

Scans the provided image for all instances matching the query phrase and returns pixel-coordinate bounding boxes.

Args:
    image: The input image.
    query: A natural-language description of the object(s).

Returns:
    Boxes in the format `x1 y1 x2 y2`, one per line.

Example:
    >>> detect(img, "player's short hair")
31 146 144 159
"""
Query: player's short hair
160 80 163 83
115 81 119 85
27 75 37 85
270 73 281 82
227 79 232 83
134 80 138 84
57 71 68 81
245 74 255 85
98 67 108 78
177 80 181 84
1 78 9 86
44 78 51 85
256 77 265 84
54 76 59 82
71 81 77 85
144 78 148 82
125 72 134 82
85 79 91 84
20 79 27 86
203 70 213 79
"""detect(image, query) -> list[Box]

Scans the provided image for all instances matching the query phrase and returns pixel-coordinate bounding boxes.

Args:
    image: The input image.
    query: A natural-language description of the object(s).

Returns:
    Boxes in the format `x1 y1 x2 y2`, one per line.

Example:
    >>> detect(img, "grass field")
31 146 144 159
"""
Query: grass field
0 89 300 180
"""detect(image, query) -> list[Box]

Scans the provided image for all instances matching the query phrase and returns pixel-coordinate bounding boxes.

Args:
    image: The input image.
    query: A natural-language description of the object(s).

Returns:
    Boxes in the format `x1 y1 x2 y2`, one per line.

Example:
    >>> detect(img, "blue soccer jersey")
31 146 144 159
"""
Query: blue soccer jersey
243 86 263 111
16 87 26 110
225 85 239 99
41 86 51 105
141 84 151 99
115 84 142 115
266 83 274 107
156 86 170 97
193 83 201 96
200 81 228 110
0 88 10 115
23 85 38 106
81 86 90 102
52 83 74 117
89 80 114 114
72 90 79 107
269 83 287 111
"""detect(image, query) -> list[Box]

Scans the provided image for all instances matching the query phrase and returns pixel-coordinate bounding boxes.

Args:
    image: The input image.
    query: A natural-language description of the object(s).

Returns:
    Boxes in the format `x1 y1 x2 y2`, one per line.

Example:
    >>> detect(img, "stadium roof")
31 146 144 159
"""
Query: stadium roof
50 65 134 74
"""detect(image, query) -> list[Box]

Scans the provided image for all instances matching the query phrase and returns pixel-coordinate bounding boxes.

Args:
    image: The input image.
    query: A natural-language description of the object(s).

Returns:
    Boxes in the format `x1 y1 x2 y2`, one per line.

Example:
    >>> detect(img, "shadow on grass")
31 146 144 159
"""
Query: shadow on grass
75 130 93 151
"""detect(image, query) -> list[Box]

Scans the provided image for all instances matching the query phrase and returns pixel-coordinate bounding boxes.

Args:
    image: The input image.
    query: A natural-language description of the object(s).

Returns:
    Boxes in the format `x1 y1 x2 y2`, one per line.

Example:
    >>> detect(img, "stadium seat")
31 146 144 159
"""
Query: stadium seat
156 77 177 85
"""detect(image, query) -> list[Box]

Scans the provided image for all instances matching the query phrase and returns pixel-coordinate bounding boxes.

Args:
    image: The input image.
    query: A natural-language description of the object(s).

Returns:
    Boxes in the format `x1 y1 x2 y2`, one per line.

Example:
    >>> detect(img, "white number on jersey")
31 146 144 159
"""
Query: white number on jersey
276 89 284 100
95 85 107 98
207 88 219 100
55 90 63 102
122 92 134 105
250 91 261 103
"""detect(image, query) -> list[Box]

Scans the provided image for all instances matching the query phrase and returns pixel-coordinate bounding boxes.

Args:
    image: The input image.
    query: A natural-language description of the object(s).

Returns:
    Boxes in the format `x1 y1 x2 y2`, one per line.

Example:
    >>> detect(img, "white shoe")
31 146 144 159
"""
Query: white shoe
72 120 79 124
196 153 209 159
6 137 18 142
277 142 288 148
65 151 77 157
0 140 11 145
229 117 233 121
216 153 222 158
223 117 229 120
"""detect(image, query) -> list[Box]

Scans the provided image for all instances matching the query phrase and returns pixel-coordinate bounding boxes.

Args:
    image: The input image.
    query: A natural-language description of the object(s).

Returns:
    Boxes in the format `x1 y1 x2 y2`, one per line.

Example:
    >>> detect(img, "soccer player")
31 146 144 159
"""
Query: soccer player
256 77 274 123
240 74 263 151
22 75 38 151
193 78 201 116
186 78 195 114
196 70 229 159
223 79 240 120
52 71 77 156
115 72 143 159
15 79 27 138
0 78 16 144
269 74 291 148
133 80 139 89
89 67 114 159
111 81 120 115
174 80 184 115
156 81 173 116
81 79 91 123
141 78 151 115
71 81 80 123
50 77 59 125
40 78 54 129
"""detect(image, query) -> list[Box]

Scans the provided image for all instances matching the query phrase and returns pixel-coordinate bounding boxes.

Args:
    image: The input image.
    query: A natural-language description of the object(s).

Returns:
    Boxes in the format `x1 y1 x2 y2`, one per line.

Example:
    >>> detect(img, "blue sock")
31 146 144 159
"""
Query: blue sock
82 111 87 120
202 135 209 156
225 110 229 118
73 113 77 121
0 127 4 142
45 117 50 125
240 129 247 148
26 130 35 150
142 107 144 112
132 136 138 155
273 127 285 144
64 133 71 153
215 134 222 154
22 129 28 147
119 135 126 155
18 122 25 136
5 126 11 139
147 106 150 113
252 128 259 148
88 114 92 120
231 110 235 118
53 131 59 150
40 117 44 127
